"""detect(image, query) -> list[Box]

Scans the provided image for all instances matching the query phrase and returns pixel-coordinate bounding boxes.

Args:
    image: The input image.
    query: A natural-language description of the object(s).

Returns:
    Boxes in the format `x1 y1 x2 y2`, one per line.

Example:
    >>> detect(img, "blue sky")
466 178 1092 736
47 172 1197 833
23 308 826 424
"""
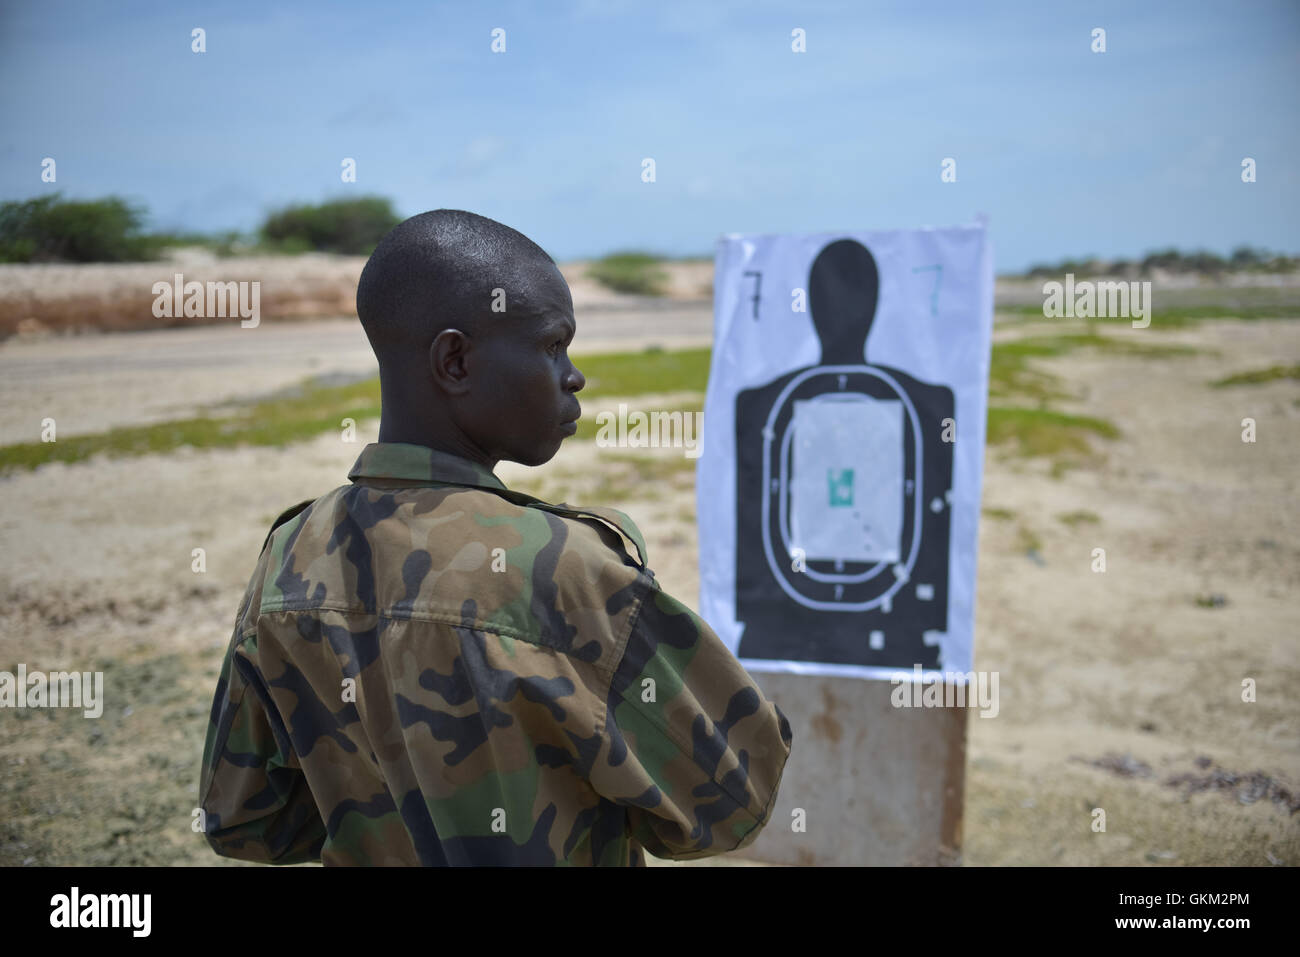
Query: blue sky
1 0 1297 272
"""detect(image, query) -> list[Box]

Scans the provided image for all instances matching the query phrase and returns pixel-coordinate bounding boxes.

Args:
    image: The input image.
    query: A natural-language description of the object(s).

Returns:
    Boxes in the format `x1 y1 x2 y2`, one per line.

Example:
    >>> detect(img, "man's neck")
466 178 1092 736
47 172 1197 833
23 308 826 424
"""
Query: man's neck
377 419 497 472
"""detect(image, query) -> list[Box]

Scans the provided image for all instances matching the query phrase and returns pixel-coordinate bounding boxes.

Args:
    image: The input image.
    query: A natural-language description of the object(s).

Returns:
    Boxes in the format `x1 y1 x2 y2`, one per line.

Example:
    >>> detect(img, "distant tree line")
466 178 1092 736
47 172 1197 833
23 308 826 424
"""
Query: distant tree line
0 194 162 263
4 195 1292 278
585 251 670 295
257 196 400 255
1022 246 1297 278
0 193 402 263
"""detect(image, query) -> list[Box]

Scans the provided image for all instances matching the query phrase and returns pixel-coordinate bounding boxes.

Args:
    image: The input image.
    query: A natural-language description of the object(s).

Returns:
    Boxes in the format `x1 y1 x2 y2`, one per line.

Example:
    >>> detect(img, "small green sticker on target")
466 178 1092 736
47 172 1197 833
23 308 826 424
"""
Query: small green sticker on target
827 468 854 507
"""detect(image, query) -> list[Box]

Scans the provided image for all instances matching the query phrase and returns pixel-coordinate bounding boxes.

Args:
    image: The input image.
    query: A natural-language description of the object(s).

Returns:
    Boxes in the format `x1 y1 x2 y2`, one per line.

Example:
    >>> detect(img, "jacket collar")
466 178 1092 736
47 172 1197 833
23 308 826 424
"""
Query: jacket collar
347 443 650 571
347 442 508 491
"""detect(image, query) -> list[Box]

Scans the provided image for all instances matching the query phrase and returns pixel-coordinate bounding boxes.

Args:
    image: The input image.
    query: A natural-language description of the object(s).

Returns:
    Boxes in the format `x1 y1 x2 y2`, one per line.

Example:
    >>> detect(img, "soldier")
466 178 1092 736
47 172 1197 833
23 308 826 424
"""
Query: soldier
198 209 792 866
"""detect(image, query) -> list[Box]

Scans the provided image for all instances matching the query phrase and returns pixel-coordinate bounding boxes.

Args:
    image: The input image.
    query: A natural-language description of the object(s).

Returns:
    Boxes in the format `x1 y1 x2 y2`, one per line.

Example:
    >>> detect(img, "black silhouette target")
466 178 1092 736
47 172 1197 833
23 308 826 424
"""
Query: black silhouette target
734 239 955 669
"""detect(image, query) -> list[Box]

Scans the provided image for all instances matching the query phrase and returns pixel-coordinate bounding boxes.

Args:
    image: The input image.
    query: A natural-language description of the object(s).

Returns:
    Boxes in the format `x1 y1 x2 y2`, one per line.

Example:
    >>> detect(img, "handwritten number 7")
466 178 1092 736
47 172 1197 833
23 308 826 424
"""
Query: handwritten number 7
743 270 762 320
911 264 942 316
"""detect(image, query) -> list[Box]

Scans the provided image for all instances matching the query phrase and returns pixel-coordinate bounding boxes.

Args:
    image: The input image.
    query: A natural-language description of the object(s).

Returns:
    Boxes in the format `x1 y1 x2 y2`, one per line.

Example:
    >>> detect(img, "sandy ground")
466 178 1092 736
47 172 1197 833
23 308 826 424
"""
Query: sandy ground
961 318 1299 866
0 275 1296 866
0 251 714 338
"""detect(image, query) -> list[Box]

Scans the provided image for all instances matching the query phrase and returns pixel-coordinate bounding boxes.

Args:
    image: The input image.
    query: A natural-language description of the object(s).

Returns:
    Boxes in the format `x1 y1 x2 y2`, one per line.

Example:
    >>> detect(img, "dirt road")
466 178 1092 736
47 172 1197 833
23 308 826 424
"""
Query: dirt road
0 302 712 446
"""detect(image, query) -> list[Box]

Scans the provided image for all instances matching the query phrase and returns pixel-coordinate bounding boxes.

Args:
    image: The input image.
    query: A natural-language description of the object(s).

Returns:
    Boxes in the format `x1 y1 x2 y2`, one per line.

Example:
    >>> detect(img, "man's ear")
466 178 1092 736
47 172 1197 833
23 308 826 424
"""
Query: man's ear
429 328 473 396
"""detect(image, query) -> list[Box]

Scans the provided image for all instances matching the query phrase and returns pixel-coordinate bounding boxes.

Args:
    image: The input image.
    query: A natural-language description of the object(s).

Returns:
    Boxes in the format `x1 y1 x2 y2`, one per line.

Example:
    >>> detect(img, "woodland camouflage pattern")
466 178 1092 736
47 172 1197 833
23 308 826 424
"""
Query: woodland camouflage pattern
199 442 792 866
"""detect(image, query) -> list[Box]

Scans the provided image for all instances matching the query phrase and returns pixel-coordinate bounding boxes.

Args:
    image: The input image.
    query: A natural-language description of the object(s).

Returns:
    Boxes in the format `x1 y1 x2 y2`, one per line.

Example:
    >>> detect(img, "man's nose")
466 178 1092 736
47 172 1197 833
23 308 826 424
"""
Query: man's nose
567 361 585 391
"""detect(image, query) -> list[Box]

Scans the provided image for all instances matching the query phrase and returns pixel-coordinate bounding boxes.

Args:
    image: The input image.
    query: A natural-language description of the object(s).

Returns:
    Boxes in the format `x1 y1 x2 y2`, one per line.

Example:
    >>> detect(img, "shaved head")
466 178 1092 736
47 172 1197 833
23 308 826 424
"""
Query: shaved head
356 208 558 351
355 209 584 470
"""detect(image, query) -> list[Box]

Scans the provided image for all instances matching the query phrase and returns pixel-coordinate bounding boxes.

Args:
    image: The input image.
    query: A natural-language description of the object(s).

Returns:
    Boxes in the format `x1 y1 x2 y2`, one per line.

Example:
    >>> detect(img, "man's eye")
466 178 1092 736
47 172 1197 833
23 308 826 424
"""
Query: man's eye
550 340 564 355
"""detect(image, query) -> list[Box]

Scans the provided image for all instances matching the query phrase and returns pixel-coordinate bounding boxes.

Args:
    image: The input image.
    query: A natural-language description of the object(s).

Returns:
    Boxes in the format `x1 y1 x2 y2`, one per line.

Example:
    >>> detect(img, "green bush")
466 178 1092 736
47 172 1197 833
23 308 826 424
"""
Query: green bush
259 196 401 255
0 193 163 263
1022 246 1297 278
586 251 669 295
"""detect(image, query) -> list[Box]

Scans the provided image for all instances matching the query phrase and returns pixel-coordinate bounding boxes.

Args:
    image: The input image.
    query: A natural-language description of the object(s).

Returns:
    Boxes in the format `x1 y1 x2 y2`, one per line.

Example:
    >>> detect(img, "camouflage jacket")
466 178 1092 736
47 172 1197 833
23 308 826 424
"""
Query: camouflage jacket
199 442 792 866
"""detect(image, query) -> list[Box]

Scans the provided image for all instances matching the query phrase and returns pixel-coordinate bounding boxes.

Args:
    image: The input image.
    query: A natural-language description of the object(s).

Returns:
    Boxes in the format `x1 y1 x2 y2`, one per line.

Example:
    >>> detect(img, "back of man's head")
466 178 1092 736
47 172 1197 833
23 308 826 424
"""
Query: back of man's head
356 209 556 355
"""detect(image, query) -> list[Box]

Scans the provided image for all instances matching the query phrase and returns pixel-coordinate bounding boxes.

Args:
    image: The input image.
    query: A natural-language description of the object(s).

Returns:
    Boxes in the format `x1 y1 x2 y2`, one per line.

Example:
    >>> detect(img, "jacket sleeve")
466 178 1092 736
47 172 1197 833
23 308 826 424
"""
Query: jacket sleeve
198 627 328 865
588 583 793 860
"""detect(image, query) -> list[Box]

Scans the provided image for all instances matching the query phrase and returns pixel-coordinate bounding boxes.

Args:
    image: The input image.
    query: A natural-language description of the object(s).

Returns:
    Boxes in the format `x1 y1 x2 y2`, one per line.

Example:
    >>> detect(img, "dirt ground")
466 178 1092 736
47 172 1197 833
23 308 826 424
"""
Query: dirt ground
960 317 1298 866
0 275 1296 866
0 250 714 339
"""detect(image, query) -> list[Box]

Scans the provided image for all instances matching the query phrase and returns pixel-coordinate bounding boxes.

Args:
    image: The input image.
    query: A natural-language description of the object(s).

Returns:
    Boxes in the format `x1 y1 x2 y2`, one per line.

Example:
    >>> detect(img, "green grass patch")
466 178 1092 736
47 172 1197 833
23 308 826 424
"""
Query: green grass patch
989 346 1070 404
1142 304 1299 324
982 507 1016 521
0 377 381 475
989 331 1198 405
1015 526 1043 553
986 407 1120 459
585 251 670 296
1058 510 1101 527
999 303 1300 327
1210 364 1300 388
573 398 704 442
1002 331 1199 359
573 346 711 399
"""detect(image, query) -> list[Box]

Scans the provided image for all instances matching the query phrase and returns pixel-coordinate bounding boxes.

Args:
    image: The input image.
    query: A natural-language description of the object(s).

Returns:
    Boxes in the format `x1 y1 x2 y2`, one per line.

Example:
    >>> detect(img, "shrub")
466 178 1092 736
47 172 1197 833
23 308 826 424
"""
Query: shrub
259 196 401 255
586 251 669 295
0 193 162 263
